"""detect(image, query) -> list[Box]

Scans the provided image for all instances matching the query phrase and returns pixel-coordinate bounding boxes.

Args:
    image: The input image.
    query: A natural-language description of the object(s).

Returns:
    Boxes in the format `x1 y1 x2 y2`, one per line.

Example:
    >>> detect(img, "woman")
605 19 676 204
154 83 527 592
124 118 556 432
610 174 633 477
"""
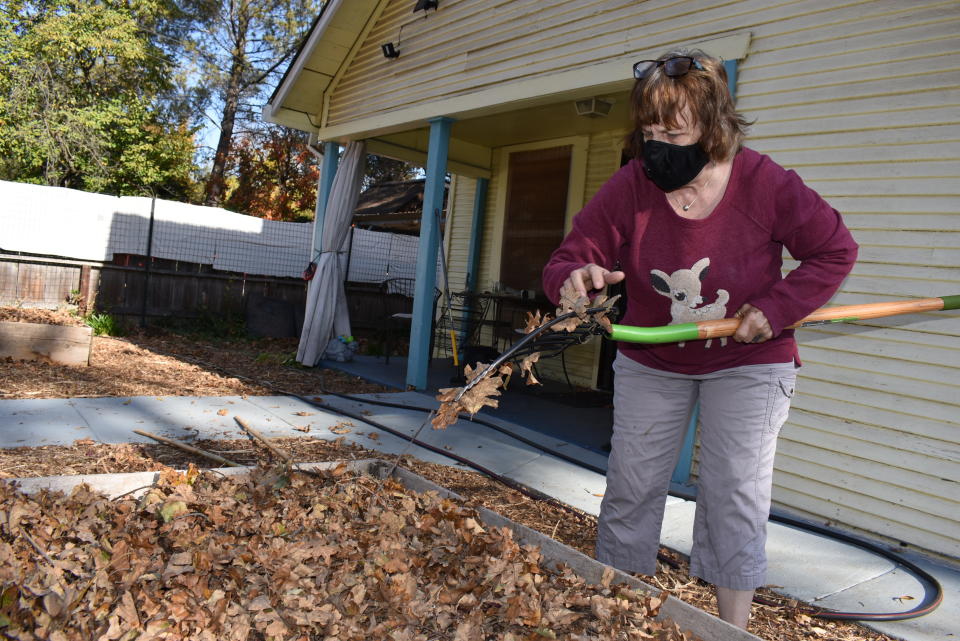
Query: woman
542 50 858 629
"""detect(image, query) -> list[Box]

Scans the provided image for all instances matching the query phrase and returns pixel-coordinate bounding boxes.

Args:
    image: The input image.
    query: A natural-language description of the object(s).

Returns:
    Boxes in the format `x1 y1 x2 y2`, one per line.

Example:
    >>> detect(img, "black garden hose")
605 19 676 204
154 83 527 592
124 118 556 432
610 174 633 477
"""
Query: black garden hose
302 387 944 623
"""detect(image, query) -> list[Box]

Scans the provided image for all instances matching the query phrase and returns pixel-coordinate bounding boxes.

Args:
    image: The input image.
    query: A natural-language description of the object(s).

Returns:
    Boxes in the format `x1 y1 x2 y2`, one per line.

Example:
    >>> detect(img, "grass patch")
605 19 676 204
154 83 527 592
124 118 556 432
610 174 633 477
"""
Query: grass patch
254 351 300 367
84 312 124 336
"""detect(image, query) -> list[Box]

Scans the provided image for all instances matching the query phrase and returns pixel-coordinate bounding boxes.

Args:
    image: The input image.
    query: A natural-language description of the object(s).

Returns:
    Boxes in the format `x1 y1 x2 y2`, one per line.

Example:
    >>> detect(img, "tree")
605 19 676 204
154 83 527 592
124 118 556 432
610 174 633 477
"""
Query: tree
0 0 199 198
363 155 420 189
189 0 324 207
224 125 318 221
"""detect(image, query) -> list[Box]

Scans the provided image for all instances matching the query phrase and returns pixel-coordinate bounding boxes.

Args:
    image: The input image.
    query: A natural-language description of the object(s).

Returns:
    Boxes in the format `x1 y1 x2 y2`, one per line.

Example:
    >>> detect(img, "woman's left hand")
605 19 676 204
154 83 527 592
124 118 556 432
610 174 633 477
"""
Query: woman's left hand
733 303 772 344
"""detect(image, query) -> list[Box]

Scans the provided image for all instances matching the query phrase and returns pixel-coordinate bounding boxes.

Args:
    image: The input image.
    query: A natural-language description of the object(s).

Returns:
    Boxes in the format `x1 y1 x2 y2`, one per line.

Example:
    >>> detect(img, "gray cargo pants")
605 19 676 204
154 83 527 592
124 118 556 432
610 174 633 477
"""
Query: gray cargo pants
597 353 797 590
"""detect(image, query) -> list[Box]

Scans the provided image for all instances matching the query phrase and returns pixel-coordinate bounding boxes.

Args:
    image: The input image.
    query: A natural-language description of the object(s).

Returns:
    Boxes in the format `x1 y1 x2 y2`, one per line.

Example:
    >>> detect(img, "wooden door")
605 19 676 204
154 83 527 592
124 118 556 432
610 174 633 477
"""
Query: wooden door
500 145 572 295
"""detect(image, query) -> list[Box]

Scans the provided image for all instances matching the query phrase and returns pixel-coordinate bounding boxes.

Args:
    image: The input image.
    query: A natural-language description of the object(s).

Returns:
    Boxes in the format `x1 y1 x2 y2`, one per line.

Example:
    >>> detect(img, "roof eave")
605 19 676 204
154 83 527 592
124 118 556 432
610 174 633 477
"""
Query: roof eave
264 0 348 126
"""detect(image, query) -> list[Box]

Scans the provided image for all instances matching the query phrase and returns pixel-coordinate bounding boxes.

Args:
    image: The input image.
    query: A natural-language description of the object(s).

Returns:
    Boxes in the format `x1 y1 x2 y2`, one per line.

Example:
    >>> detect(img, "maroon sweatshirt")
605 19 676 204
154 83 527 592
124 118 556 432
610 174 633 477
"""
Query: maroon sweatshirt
542 147 858 374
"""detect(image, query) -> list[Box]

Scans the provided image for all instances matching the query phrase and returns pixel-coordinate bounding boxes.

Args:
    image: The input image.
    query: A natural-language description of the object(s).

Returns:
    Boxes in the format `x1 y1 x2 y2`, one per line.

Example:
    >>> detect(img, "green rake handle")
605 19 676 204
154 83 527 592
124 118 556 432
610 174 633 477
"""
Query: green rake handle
609 295 960 344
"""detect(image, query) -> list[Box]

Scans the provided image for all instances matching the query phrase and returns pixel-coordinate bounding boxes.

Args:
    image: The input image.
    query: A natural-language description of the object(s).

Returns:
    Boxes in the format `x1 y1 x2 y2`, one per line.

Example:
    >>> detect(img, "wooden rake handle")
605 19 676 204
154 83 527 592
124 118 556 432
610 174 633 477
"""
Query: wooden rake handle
610 295 960 345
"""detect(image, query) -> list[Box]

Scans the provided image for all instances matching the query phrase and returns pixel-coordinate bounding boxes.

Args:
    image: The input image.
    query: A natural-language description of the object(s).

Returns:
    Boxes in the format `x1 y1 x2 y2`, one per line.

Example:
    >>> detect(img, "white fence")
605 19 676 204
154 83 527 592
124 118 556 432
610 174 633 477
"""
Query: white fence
0 180 437 284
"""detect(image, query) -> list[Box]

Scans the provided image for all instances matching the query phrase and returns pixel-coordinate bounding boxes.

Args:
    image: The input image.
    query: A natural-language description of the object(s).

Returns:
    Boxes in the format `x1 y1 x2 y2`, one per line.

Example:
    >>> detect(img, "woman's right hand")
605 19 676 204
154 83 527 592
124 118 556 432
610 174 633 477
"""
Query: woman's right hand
562 263 625 298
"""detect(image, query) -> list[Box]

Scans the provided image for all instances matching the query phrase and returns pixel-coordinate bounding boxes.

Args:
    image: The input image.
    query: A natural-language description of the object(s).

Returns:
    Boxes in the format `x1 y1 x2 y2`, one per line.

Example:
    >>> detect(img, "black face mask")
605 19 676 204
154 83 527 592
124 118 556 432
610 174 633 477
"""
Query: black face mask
642 139 710 192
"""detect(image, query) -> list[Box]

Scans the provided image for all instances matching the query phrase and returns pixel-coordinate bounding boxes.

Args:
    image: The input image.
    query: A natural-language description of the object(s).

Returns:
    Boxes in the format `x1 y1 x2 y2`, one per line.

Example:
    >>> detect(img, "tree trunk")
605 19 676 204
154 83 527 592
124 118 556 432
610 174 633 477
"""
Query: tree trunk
203 17 248 207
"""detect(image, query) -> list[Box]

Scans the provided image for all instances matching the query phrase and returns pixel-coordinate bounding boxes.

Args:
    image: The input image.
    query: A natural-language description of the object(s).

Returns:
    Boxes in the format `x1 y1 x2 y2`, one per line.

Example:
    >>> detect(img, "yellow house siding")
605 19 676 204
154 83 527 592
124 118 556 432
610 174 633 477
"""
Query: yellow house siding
722 1 960 559
432 175 475 357
324 0 959 558
326 0 771 128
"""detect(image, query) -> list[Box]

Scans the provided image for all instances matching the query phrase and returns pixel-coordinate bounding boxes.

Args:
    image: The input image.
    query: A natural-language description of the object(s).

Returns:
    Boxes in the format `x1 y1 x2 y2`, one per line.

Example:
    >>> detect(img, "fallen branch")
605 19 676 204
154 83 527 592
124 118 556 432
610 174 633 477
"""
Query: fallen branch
233 417 322 478
234 416 292 463
133 430 243 468
19 525 55 566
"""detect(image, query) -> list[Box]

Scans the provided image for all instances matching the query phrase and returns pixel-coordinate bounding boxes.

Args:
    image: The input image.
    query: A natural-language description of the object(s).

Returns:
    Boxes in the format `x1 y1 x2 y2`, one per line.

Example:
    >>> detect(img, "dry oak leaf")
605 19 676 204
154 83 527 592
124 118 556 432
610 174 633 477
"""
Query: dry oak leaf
217 408 229 416
520 352 541 385
458 375 503 415
523 309 551 334
432 396 461 430
162 551 194 580
329 422 352 435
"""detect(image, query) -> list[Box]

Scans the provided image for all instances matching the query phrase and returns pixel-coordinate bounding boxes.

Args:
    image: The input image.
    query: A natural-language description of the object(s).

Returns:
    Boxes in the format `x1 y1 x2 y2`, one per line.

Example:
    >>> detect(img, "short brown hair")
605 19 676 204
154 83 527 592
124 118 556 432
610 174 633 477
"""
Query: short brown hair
627 49 749 162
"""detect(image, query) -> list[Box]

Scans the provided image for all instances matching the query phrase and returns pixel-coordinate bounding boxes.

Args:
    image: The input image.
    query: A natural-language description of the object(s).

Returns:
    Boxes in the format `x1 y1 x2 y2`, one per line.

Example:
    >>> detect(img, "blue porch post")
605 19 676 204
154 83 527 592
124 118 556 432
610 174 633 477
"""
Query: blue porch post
670 59 740 486
311 141 340 259
465 177 488 292
407 116 454 390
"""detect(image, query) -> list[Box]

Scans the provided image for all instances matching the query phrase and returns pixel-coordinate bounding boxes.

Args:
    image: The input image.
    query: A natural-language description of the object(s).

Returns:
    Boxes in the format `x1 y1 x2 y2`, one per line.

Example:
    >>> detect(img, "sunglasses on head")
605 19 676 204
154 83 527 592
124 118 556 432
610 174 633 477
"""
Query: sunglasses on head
633 56 704 80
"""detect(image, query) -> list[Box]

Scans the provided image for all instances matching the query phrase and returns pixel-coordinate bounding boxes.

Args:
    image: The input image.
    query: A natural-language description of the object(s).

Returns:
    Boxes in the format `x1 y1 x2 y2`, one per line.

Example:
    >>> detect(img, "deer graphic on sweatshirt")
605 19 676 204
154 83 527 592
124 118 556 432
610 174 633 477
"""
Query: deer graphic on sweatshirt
650 257 729 348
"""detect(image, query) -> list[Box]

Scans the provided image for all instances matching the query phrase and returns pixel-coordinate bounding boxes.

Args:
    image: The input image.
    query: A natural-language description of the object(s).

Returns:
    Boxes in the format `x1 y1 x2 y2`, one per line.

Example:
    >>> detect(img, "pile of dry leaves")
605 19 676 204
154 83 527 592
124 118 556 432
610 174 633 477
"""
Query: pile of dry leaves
2 465 693 641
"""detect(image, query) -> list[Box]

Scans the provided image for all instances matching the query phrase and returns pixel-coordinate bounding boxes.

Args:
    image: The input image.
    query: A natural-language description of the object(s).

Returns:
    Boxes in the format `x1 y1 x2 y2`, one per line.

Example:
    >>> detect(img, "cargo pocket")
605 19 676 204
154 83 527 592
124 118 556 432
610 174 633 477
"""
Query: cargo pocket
766 373 796 436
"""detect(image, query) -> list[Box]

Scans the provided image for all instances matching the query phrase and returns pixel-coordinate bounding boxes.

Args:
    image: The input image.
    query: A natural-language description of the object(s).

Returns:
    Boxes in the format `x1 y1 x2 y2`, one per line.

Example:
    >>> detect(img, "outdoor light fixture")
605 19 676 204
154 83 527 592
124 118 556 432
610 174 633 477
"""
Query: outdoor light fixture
381 42 400 58
575 97 614 118
383 2 438 59
413 0 438 12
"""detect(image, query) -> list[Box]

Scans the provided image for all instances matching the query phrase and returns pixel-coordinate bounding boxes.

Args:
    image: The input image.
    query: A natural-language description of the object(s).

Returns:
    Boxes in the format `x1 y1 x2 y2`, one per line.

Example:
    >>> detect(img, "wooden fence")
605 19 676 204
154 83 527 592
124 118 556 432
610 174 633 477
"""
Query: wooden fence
2 253 395 336
1 254 307 325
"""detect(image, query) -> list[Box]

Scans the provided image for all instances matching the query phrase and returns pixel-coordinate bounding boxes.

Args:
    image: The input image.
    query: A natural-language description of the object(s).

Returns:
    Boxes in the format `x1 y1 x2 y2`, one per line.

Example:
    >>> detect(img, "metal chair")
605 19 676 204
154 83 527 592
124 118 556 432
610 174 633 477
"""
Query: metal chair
433 291 491 361
378 278 440 364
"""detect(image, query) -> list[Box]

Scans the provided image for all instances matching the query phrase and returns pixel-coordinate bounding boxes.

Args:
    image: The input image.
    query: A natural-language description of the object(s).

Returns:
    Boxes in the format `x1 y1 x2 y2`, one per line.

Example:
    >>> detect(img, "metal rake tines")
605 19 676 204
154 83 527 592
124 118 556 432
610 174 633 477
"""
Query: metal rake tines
507 326 599 360
454 304 618 402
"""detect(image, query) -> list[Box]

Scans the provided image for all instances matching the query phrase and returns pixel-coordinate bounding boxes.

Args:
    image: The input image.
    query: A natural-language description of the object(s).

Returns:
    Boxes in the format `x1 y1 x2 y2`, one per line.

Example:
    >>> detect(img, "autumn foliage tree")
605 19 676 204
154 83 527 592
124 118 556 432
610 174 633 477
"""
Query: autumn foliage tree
223 126 318 221
189 0 325 207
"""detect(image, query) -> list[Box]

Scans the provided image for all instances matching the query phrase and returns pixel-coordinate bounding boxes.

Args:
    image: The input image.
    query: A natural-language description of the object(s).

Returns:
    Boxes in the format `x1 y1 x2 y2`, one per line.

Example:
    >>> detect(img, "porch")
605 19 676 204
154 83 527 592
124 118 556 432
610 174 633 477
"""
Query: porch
317 353 615 456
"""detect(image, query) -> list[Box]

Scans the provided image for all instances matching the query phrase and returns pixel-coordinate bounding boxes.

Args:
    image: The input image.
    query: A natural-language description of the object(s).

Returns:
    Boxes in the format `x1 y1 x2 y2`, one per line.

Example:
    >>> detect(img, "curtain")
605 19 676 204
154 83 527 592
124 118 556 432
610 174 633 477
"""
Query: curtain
296 140 366 365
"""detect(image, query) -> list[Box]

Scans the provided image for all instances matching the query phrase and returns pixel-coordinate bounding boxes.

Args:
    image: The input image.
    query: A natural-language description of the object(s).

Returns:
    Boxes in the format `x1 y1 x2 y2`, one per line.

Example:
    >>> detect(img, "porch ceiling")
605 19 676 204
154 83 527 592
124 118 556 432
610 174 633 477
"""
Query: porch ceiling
367 89 632 178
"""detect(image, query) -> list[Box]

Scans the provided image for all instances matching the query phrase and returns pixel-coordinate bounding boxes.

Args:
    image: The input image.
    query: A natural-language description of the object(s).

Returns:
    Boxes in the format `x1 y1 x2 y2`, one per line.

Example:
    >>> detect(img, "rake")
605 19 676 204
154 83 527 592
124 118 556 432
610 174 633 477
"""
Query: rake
455 294 960 402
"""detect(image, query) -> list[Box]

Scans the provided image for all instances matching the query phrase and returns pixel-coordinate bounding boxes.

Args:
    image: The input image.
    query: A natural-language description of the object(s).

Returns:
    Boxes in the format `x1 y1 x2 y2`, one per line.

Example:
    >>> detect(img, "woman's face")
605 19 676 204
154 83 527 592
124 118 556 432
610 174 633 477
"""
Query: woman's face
641 106 701 146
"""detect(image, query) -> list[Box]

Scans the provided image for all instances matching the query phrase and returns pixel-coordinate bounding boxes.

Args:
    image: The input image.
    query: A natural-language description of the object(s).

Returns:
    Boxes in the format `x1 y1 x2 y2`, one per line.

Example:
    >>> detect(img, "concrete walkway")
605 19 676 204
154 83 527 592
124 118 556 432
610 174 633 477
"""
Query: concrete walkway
1 389 956 641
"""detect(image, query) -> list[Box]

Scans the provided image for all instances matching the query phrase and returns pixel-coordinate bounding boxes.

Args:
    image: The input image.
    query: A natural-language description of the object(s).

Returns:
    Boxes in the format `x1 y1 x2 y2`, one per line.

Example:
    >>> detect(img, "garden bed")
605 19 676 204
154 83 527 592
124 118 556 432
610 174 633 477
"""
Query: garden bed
0 306 388 399
3 461 759 641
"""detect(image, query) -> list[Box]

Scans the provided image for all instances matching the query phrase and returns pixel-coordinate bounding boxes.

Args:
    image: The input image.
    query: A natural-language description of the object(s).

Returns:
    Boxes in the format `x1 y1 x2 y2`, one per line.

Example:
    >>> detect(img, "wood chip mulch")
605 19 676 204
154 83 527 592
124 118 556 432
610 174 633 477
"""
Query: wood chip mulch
0 307 388 400
0 307 897 641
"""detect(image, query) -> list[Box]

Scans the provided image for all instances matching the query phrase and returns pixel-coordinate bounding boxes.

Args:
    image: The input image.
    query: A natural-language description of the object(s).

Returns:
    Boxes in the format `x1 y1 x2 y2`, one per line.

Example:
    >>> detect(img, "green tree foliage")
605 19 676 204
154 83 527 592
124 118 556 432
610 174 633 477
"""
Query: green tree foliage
188 0 324 207
0 0 198 198
363 155 421 189
223 125 318 221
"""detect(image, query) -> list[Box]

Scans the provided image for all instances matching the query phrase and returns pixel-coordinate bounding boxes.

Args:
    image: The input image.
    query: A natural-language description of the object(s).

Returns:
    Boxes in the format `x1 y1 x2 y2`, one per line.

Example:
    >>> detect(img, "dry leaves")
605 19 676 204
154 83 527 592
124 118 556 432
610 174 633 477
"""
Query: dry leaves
519 353 541 386
432 290 620 430
330 422 353 435
0 467 694 641
433 362 514 430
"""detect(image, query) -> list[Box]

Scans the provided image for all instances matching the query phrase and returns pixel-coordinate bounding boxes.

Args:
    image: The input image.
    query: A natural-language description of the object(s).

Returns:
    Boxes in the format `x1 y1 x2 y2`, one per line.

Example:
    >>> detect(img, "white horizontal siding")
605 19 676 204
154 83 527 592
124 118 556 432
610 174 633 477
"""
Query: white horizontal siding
433 175 476 357
444 174 474 294
327 0 802 126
